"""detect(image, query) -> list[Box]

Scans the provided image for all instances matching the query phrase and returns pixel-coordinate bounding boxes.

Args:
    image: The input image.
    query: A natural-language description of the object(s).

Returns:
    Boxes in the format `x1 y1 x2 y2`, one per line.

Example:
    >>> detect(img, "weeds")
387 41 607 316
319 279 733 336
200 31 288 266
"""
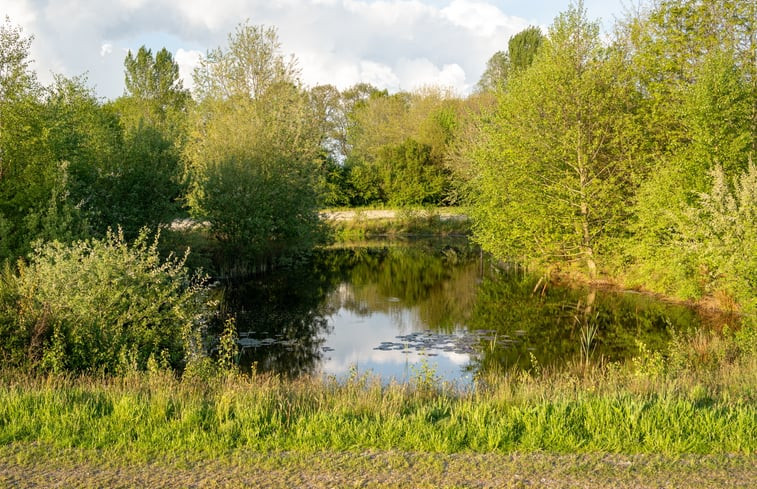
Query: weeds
0 347 754 457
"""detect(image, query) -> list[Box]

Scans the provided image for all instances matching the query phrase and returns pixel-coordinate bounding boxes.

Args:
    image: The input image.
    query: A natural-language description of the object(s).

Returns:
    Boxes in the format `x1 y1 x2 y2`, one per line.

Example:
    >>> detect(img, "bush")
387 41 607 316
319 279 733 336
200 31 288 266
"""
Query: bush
189 153 323 260
0 229 213 373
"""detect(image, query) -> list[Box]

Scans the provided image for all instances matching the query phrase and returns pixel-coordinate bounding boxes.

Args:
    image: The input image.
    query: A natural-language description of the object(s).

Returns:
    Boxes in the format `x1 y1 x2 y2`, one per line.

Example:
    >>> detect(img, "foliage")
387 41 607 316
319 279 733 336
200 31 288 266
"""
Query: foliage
186 22 324 260
685 164 757 312
623 0 756 301
192 22 298 101
109 45 191 151
476 51 509 92
477 26 545 91
375 138 448 206
345 87 462 206
189 149 322 258
89 124 184 238
0 230 212 373
469 3 639 276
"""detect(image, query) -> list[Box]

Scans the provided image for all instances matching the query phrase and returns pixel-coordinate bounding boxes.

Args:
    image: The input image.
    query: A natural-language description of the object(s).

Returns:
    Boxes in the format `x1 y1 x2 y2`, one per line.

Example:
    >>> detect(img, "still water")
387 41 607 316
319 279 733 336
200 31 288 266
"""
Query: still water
221 239 723 384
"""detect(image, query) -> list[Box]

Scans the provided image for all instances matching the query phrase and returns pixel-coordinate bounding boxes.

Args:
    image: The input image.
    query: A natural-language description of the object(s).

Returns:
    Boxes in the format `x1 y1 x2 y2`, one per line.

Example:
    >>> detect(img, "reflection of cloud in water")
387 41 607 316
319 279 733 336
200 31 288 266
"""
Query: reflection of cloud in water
318 308 474 383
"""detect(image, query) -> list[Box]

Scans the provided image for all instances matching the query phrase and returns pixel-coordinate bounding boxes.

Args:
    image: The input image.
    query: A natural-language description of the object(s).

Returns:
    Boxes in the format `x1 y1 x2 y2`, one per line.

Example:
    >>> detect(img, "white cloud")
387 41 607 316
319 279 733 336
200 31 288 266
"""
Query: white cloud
4 0 37 26
175 48 203 92
100 43 113 57
395 58 468 93
441 0 523 37
358 60 401 91
10 0 597 98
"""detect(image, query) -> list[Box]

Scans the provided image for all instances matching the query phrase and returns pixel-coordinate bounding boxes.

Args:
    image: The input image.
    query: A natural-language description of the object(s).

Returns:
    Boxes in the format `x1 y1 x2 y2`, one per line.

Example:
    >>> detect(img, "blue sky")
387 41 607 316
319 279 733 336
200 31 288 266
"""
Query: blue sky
5 1 630 99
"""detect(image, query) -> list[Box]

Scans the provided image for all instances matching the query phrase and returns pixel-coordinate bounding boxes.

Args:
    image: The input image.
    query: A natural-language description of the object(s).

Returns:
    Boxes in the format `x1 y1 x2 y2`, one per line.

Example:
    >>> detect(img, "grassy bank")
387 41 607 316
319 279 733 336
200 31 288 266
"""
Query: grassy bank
1 355 755 458
323 207 471 240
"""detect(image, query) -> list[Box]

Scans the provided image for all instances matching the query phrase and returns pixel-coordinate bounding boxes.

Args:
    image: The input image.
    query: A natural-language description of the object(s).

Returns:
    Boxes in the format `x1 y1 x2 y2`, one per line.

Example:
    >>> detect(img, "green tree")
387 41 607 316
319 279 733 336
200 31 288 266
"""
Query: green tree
345 87 461 205
376 138 447 206
104 47 190 237
509 26 545 71
623 0 756 300
470 3 638 277
0 27 97 260
477 26 544 91
477 50 509 92
186 22 324 259
112 46 191 140
193 22 298 101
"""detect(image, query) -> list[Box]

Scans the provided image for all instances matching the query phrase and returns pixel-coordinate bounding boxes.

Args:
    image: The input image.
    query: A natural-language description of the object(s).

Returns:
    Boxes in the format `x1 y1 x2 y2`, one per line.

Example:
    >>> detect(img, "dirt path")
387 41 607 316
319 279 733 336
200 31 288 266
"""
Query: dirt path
2 444 754 488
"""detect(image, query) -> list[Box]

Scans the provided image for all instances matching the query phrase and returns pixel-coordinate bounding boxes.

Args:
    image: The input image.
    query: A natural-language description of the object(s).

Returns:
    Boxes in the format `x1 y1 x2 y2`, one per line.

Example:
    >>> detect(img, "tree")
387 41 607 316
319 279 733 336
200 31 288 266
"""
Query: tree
185 22 324 259
192 22 298 101
0 16 35 104
477 51 509 92
345 87 462 206
0 16 39 184
477 26 544 91
508 26 545 71
470 3 639 277
113 46 191 140
622 0 756 299
0 24 97 261
376 138 447 206
103 47 191 237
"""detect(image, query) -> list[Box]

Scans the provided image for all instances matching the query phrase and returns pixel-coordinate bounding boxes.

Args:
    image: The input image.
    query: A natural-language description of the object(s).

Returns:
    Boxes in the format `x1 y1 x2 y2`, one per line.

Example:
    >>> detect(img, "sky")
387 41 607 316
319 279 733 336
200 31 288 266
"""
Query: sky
4 0 631 100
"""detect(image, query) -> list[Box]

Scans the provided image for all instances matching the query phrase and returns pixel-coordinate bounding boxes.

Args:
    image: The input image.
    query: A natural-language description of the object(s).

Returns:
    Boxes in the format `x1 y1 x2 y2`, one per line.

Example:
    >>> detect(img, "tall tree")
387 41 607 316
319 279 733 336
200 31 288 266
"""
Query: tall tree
104 47 191 237
192 22 298 101
623 0 756 299
185 22 323 259
0 22 93 260
470 3 639 277
508 26 545 71
477 26 545 91
0 16 38 182
116 46 190 137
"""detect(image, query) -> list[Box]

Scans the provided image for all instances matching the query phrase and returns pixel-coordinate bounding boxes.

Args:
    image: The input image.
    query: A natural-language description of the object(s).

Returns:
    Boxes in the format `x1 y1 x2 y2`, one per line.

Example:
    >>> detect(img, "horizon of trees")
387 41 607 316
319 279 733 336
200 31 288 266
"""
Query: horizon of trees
0 0 755 317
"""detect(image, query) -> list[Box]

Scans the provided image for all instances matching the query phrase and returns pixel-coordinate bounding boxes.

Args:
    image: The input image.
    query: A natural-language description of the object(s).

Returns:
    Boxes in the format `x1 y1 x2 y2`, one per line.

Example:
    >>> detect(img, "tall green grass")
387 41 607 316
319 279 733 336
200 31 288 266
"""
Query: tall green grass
1 356 754 458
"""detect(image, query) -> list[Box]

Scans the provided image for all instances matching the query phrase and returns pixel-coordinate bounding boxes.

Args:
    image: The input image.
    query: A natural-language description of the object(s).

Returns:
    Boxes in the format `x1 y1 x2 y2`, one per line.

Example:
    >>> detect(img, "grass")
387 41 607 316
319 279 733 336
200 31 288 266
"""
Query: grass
327 207 471 240
1 353 755 458
1 327 755 487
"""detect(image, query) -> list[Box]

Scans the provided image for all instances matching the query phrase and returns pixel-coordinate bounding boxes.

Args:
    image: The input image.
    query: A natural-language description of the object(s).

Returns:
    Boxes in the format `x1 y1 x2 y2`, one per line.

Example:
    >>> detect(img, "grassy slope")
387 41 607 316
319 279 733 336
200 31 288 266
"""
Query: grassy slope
1 362 755 454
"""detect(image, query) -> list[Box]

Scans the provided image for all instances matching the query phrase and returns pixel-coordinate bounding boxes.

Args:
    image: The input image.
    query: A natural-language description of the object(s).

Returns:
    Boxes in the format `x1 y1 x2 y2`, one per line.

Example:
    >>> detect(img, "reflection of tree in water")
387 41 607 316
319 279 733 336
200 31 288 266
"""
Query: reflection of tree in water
221 240 719 380
223 242 480 377
467 265 708 374
327 240 481 333
222 253 350 377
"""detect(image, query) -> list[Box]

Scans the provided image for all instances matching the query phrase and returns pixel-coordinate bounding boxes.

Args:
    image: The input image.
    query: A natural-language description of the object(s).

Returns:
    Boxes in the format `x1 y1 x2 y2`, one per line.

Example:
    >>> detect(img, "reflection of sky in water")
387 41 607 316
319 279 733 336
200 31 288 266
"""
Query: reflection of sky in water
319 307 475 385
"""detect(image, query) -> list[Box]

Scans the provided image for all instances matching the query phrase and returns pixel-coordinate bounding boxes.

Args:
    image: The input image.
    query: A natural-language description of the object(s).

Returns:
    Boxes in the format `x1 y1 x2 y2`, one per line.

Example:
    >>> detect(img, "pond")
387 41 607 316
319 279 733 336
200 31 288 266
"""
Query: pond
220 238 729 384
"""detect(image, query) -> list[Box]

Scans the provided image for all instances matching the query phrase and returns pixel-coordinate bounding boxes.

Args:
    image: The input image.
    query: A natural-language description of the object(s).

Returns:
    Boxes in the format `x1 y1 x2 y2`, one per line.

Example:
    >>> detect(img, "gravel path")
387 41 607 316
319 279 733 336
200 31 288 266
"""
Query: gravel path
2 444 754 488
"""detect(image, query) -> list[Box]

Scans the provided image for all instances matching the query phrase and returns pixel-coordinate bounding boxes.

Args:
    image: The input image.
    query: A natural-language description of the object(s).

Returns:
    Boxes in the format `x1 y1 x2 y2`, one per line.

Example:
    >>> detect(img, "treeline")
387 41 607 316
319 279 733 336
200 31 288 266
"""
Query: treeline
0 18 474 265
466 0 755 316
0 0 754 372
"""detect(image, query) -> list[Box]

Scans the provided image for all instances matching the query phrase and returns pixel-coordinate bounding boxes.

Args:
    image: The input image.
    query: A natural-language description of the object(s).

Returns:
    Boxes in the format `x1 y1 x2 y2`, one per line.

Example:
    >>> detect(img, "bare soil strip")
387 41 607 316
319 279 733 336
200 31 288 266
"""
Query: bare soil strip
1 444 754 488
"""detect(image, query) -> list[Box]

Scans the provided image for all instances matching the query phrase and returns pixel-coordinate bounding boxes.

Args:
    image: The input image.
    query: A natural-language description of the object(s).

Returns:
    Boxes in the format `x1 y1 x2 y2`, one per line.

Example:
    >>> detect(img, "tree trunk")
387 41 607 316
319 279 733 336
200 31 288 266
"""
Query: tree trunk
580 201 597 279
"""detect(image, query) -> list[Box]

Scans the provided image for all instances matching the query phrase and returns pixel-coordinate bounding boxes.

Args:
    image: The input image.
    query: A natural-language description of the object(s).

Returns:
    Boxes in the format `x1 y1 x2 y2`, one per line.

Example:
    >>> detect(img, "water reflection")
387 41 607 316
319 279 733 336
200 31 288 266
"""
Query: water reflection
221 239 724 382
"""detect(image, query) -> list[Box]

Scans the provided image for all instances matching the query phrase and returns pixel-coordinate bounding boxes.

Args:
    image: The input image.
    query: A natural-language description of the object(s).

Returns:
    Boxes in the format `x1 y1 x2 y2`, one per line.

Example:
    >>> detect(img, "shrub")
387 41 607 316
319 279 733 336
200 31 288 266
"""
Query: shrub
0 229 213 373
